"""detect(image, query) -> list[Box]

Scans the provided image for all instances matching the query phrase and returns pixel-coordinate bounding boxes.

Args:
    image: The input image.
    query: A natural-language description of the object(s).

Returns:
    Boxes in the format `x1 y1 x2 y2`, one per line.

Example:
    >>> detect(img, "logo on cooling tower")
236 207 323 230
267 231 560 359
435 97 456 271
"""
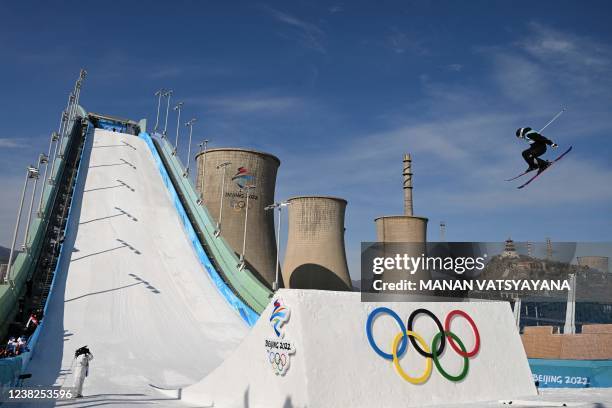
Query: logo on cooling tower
231 166 255 189
365 307 481 384
265 298 296 376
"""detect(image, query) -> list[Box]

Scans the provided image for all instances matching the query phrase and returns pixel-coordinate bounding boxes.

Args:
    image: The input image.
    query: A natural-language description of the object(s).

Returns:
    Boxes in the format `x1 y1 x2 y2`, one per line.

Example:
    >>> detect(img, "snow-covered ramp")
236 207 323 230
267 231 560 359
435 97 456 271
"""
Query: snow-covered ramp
26 129 248 405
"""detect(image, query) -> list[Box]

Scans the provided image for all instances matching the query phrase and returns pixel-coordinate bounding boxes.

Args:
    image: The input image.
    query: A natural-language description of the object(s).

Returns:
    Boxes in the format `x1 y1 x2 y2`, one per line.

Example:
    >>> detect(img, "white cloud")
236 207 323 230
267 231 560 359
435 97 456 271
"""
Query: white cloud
263 6 326 53
484 22 612 106
0 138 28 148
520 24 612 71
187 94 305 115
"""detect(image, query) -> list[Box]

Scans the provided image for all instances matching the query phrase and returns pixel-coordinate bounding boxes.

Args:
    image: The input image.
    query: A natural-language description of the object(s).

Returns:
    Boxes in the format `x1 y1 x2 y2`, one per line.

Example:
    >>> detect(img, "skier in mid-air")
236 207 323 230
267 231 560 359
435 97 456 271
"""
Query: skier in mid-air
516 127 558 172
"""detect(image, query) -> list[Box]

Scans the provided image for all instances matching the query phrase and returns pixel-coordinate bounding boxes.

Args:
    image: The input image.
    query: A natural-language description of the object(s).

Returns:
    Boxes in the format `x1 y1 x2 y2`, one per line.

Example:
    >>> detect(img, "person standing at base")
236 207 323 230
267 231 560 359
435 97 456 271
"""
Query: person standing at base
73 346 94 398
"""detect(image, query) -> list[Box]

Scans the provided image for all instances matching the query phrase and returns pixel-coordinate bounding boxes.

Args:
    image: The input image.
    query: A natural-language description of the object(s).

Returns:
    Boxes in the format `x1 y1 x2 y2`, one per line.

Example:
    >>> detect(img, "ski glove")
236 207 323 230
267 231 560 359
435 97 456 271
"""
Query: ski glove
551 143 558 148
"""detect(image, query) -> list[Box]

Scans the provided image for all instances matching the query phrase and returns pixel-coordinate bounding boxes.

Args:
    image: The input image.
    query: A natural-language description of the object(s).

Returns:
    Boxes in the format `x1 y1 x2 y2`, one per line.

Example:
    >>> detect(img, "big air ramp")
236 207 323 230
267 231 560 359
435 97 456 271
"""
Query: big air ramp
167 290 536 407
26 129 248 406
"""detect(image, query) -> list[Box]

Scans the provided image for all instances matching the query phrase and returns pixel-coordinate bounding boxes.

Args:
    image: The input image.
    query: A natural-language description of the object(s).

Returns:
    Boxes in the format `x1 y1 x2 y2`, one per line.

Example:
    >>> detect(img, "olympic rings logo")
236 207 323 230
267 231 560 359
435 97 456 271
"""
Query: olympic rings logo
365 307 481 384
267 350 290 375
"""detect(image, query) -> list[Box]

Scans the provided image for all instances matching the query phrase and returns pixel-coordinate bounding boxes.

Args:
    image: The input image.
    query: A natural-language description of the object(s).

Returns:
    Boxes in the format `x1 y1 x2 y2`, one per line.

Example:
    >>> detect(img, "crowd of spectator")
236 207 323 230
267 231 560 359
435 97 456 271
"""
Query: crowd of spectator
0 310 42 359
1 336 29 358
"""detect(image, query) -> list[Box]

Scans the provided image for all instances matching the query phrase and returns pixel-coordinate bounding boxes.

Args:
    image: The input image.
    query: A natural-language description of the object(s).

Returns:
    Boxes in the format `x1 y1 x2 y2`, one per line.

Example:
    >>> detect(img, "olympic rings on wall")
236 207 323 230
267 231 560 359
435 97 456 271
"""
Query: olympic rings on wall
365 307 481 383
445 310 480 358
407 308 446 359
268 350 290 375
392 330 432 384
366 307 407 360
432 331 469 382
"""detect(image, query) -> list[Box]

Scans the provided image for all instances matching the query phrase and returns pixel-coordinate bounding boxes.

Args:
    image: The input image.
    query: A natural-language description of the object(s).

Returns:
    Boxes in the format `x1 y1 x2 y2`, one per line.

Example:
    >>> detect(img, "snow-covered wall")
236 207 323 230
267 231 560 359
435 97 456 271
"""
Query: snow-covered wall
175 289 537 407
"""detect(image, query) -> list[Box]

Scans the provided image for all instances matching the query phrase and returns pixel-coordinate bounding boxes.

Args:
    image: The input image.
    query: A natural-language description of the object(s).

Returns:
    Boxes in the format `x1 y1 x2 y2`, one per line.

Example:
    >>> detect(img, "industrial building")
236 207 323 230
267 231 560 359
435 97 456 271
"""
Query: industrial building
577 256 609 273
195 148 280 287
282 196 352 291
374 154 428 287
374 153 428 243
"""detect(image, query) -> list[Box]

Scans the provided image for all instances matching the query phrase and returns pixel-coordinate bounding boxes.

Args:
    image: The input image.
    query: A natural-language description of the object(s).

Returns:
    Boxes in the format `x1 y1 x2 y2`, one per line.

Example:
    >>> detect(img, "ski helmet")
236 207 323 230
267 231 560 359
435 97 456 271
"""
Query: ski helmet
516 127 532 138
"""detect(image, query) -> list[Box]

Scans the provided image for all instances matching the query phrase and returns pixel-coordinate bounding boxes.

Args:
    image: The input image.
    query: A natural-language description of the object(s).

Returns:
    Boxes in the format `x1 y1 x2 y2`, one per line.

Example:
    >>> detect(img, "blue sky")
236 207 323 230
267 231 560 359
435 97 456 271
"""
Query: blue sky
1 1 611 277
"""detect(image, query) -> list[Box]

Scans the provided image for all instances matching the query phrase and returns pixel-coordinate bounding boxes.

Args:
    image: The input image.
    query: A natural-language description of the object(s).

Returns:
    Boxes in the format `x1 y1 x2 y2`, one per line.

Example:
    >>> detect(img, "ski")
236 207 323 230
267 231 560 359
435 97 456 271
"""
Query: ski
505 168 536 182
517 146 572 189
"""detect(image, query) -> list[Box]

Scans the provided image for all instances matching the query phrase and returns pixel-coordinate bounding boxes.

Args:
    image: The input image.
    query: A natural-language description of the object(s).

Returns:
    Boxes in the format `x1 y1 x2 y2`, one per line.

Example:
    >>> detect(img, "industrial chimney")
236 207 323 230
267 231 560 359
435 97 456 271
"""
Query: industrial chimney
375 153 428 243
403 153 413 216
282 196 352 291
374 154 428 290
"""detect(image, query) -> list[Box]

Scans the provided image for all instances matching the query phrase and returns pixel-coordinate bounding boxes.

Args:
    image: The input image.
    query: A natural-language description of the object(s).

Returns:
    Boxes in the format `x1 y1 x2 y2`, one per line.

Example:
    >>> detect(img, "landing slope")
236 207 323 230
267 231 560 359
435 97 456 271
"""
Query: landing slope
26 129 247 404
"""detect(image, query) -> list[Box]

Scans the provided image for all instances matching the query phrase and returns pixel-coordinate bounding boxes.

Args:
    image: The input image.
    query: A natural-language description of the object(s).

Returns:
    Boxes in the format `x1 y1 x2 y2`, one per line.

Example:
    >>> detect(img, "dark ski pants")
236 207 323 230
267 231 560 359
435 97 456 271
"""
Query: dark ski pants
522 143 547 169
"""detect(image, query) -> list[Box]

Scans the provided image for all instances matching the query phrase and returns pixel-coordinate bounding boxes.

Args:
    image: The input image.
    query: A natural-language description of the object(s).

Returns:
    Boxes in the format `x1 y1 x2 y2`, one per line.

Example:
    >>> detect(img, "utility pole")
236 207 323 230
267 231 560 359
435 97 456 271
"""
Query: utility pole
23 156 44 250
37 132 57 217
173 102 184 152
214 162 232 237
198 139 209 203
154 88 165 133
238 184 256 271
184 118 196 176
5 166 38 283
265 201 290 290
162 89 173 137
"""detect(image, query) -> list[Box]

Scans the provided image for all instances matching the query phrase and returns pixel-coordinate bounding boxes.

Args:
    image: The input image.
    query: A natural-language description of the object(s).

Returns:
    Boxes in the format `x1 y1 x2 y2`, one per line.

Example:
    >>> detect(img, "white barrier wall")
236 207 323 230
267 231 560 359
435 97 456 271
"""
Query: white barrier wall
177 289 536 407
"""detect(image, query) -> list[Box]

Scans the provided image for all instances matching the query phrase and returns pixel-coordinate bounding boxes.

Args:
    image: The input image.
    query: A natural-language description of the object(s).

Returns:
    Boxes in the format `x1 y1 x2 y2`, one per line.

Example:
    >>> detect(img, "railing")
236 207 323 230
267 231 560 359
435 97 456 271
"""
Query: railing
140 132 262 325
0 110 85 330
0 120 91 396
0 265 7 283
0 70 87 391
147 132 273 313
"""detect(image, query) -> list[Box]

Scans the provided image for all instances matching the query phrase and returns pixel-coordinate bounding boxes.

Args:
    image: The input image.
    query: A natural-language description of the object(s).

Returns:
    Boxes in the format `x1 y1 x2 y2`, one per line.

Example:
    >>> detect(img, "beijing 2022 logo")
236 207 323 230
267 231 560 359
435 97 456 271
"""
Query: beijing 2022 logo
265 298 296 376
365 307 480 384
232 167 255 189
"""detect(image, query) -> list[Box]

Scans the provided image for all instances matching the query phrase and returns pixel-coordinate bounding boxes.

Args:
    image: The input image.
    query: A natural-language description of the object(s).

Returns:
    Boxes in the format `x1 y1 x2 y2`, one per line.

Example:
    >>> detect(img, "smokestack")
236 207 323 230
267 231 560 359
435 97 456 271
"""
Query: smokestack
403 153 413 216
374 153 428 294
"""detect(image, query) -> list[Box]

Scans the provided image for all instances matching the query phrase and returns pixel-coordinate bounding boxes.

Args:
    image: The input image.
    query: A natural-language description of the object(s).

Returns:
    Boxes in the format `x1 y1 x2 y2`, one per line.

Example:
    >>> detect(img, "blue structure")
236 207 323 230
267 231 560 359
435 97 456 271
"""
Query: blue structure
530 359 612 388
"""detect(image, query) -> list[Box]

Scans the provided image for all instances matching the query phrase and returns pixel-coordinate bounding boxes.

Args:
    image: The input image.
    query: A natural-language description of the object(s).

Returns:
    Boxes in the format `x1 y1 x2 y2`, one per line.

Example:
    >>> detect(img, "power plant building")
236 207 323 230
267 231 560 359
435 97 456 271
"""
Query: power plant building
375 153 428 288
195 148 280 287
282 196 352 291
577 256 609 273
374 153 428 243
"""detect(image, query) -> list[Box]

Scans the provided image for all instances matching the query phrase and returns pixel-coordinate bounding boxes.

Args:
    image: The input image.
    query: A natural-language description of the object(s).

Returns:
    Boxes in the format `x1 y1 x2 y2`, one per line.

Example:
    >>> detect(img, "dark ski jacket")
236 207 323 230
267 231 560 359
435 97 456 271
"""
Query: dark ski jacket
524 130 554 146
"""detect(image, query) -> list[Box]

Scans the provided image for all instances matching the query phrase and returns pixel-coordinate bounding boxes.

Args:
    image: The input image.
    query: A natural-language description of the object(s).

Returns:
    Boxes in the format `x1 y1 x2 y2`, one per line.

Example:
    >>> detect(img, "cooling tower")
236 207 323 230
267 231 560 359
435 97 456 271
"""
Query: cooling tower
374 215 428 242
282 196 352 291
195 148 280 286
577 256 609 273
